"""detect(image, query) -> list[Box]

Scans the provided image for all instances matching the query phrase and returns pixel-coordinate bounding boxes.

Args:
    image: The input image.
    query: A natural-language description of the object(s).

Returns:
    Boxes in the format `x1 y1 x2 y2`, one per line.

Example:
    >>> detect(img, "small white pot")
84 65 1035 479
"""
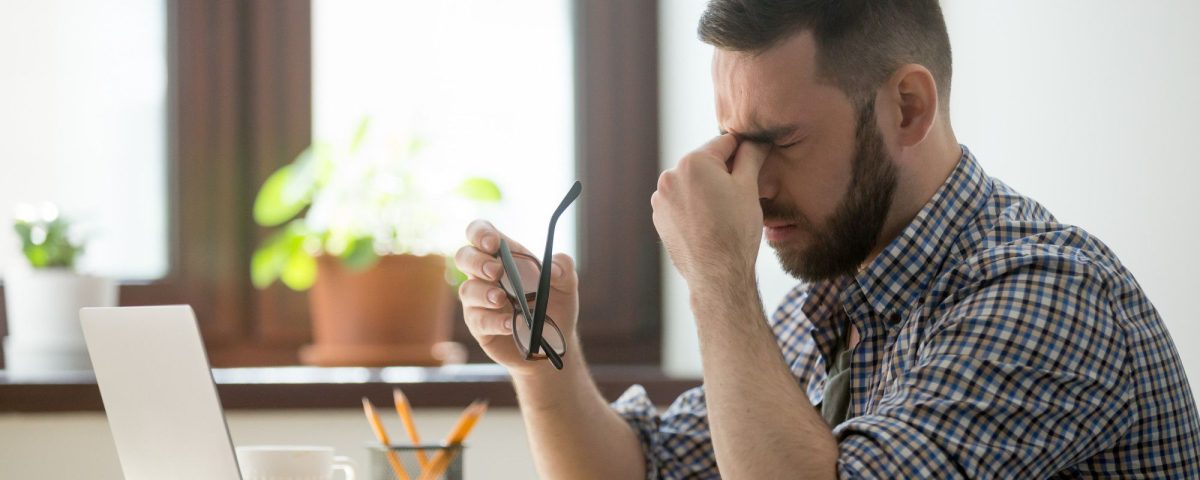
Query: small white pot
3 266 117 376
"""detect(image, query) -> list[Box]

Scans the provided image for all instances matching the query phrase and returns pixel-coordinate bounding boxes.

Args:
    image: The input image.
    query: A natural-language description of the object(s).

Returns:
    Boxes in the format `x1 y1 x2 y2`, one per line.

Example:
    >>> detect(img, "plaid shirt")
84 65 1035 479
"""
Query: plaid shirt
613 146 1200 478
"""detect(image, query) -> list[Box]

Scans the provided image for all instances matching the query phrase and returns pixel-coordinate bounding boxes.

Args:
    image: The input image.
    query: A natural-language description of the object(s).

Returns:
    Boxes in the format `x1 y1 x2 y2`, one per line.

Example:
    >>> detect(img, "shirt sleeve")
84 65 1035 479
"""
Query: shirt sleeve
610 383 722 479
835 251 1135 478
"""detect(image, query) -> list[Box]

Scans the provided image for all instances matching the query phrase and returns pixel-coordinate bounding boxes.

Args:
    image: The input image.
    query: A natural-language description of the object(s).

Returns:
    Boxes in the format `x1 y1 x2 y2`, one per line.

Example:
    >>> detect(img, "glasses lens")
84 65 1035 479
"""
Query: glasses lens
513 310 567 357
498 254 540 300
498 251 566 359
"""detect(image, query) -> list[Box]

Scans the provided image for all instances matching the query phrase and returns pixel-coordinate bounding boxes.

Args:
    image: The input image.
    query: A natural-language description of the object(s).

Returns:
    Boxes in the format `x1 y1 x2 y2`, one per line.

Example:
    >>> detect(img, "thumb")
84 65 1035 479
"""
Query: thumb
731 141 769 185
549 253 578 294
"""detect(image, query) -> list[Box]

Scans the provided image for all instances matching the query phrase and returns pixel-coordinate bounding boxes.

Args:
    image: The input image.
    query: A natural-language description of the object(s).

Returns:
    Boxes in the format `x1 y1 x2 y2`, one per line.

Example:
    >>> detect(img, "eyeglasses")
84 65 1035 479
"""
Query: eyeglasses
494 181 581 370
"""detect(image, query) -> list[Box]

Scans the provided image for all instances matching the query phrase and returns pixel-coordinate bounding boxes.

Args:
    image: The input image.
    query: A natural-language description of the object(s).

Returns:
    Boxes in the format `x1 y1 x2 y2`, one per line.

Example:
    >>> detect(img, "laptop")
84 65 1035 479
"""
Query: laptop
81 305 242 480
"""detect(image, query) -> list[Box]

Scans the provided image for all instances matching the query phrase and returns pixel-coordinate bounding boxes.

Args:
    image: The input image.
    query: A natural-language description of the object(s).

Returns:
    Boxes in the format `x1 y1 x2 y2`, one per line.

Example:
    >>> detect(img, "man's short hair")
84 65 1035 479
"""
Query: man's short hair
699 0 953 110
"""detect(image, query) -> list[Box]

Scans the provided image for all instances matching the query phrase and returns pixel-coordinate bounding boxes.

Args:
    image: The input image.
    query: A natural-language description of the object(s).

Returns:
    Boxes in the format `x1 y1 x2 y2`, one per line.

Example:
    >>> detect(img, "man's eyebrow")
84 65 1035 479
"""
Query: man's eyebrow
718 125 802 144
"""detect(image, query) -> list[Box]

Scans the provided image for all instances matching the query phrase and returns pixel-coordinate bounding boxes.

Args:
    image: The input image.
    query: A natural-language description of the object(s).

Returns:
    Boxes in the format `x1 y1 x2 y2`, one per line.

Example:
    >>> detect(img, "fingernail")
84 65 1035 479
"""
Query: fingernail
551 263 563 278
485 262 501 279
482 236 497 251
488 289 503 305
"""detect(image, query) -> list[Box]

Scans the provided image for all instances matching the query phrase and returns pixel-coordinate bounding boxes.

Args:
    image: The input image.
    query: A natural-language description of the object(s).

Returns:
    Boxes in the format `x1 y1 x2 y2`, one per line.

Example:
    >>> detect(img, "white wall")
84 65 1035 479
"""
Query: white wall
659 0 1200 399
940 1 1200 390
0 408 536 479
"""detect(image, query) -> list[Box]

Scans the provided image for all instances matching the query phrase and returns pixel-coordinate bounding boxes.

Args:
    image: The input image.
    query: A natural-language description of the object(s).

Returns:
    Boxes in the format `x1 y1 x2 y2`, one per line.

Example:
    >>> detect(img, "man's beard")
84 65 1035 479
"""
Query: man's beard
762 102 898 282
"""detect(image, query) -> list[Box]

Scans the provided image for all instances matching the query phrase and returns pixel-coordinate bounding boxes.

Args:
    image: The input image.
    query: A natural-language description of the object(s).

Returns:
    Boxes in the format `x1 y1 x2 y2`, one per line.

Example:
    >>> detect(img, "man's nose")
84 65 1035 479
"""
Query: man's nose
757 152 780 201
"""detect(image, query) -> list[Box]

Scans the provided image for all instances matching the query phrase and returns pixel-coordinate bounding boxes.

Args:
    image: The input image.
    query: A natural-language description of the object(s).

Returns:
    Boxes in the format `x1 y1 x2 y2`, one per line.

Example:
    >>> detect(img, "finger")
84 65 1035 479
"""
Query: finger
465 219 502 253
464 219 534 256
458 278 508 309
464 306 513 336
455 244 504 281
696 133 739 164
548 253 578 294
731 141 770 185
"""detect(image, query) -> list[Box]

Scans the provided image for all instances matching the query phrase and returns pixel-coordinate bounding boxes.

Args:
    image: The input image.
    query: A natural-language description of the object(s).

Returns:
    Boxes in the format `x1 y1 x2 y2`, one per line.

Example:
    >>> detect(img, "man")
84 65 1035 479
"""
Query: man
455 0 1200 478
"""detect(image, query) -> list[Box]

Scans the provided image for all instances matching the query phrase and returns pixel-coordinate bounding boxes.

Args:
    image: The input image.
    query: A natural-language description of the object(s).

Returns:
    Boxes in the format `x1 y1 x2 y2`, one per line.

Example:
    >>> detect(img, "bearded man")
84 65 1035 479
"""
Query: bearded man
453 1 1200 477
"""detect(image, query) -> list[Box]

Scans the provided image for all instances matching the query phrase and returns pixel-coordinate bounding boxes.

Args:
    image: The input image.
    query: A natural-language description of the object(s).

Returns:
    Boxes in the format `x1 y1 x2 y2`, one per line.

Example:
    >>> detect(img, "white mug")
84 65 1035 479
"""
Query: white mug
236 445 356 480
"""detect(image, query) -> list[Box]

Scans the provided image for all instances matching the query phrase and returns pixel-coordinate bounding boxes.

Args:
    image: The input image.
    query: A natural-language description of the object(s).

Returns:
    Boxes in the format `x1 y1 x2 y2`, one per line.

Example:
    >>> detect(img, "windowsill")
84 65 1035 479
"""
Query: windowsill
0 364 700 412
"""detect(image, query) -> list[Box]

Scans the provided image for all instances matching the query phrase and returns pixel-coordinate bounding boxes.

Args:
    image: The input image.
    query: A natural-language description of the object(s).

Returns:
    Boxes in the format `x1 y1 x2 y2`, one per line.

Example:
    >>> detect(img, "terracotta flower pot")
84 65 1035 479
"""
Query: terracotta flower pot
299 254 462 366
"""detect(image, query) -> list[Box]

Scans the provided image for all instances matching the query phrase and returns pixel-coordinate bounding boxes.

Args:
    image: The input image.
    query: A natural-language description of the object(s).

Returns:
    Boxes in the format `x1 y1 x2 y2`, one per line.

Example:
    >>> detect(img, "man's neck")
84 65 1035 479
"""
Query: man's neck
863 126 962 267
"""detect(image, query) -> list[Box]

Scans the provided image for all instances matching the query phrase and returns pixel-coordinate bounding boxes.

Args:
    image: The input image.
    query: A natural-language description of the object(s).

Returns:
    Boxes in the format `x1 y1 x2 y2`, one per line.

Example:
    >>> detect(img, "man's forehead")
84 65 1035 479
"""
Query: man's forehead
713 31 821 82
712 32 828 135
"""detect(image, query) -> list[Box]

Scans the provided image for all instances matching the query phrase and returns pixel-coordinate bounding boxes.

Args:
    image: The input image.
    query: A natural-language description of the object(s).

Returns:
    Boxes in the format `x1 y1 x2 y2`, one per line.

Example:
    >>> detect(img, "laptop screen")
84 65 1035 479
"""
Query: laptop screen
81 306 242 480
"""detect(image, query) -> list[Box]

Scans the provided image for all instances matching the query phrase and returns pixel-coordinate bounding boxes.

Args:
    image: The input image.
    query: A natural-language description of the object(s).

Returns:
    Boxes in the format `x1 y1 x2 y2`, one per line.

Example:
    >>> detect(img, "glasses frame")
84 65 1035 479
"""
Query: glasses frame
495 248 568 364
494 181 581 370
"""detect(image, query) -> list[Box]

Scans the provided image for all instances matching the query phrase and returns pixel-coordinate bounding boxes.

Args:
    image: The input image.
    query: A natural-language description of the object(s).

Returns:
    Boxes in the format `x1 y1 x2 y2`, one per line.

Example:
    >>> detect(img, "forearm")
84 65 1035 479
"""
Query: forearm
692 283 838 479
512 347 646 479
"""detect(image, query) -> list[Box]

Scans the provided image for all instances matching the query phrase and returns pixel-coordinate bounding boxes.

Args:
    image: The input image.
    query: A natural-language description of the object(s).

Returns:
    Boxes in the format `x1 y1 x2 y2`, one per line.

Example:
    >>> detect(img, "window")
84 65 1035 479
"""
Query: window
0 0 168 280
304 0 663 364
313 0 577 256
0 1 662 367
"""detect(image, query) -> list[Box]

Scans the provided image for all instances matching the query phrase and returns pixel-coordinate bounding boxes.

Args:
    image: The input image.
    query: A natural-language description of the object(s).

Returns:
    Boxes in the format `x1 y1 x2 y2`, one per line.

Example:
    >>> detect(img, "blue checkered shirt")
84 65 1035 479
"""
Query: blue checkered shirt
613 146 1200 478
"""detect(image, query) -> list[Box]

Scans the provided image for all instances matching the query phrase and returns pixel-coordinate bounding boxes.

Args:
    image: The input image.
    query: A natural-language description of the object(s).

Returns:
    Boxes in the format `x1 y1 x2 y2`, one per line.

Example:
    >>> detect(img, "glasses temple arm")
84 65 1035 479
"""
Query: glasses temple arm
530 181 582 356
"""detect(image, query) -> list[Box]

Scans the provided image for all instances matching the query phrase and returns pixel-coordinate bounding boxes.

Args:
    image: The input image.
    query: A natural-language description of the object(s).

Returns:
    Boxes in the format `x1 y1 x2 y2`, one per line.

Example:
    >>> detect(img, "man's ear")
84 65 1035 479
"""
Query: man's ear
878 64 939 148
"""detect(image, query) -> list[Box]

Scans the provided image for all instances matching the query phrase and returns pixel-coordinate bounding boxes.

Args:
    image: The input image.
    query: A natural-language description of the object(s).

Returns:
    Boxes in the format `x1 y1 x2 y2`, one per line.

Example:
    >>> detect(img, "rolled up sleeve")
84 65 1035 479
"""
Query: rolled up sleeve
611 384 721 479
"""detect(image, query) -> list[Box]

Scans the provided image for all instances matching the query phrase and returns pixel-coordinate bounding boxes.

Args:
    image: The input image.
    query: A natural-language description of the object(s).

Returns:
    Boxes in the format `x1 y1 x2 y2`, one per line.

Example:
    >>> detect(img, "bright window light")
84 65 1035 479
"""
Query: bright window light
312 0 576 257
0 0 168 281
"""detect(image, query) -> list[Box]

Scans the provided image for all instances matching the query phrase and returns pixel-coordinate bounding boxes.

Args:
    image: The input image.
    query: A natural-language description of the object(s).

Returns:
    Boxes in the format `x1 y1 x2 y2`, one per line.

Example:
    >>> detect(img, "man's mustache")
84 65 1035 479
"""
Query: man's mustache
760 198 798 223
760 198 817 234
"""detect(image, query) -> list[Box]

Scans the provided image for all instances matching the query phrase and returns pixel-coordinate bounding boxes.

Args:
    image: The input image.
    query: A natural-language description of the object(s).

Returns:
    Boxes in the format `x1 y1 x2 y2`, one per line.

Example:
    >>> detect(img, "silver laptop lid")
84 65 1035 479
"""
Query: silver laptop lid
81 305 241 480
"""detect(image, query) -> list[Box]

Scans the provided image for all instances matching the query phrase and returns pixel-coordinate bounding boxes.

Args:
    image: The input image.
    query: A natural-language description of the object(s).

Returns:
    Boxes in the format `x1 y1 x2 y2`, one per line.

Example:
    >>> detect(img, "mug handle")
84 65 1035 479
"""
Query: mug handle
332 455 356 480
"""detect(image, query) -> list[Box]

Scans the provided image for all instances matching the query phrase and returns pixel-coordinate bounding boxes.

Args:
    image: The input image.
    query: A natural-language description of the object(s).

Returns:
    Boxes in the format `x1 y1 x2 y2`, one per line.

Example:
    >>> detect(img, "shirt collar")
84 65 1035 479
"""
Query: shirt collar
803 145 991 340
856 145 991 323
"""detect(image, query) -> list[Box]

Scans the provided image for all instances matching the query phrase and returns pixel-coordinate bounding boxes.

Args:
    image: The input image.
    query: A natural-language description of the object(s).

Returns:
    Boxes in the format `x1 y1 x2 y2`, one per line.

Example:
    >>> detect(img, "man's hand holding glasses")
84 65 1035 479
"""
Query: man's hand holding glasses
453 182 581 374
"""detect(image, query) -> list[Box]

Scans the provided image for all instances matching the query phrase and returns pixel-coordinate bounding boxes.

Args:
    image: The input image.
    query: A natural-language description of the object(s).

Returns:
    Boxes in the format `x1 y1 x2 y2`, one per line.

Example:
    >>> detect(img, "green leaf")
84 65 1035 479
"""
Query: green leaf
350 117 371 153
340 237 379 271
456 177 502 202
250 221 309 289
251 231 293 288
25 245 48 268
280 247 317 291
13 222 33 247
297 142 336 191
46 218 68 241
13 216 81 268
444 256 468 287
250 249 281 289
254 165 309 227
406 136 425 156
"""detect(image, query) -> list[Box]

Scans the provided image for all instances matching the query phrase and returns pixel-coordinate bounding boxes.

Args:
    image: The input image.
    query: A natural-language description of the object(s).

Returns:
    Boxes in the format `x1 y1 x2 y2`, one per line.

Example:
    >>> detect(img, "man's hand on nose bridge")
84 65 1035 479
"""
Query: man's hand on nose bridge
650 134 770 292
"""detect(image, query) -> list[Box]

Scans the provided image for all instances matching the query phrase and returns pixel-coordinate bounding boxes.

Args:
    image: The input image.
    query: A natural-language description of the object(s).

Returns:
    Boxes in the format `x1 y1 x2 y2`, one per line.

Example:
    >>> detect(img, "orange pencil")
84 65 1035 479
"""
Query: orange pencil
418 400 488 480
363 397 411 480
417 403 483 480
394 388 430 469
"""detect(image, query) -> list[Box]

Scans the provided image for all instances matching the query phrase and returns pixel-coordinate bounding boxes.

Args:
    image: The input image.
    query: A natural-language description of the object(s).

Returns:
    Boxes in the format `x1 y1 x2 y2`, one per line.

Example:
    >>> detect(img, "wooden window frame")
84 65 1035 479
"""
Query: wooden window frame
0 0 662 368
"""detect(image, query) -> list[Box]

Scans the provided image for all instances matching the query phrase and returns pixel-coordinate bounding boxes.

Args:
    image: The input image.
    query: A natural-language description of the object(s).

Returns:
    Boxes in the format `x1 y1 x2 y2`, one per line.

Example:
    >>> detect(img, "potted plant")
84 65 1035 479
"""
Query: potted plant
4 203 117 376
251 119 500 366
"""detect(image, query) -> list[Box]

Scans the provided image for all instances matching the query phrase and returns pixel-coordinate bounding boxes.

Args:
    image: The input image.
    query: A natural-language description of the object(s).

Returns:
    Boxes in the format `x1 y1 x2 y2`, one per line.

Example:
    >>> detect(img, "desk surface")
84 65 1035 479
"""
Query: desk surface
0 364 700 412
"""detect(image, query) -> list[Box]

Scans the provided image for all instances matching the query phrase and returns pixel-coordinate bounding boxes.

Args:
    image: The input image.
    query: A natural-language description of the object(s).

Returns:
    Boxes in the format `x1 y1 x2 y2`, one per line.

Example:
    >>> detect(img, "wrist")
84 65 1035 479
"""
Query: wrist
689 279 765 344
688 271 759 310
511 350 597 411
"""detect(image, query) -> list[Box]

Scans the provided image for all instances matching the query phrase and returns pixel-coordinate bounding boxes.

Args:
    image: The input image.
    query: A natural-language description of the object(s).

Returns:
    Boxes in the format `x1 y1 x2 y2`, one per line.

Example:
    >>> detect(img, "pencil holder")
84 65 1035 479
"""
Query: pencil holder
366 444 464 480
